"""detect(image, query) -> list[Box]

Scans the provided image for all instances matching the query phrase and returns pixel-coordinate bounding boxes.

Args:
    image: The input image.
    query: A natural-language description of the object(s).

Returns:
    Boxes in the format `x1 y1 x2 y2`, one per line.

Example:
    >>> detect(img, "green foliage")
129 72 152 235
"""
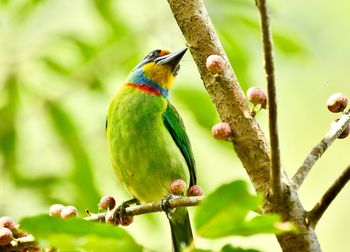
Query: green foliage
221 244 260 252
0 0 308 251
173 87 219 130
195 244 260 252
46 101 100 209
0 73 19 180
195 180 294 238
20 215 142 251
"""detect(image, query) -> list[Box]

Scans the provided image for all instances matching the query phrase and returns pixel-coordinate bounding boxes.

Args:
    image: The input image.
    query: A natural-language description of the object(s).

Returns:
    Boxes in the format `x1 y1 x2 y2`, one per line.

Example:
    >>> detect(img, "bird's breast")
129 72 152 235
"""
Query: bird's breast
106 87 187 202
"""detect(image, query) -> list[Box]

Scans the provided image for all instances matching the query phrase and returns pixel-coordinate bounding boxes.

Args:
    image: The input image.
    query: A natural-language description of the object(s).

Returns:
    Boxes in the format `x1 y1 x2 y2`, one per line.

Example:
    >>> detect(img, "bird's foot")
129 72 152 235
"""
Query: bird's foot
113 198 140 225
161 194 181 218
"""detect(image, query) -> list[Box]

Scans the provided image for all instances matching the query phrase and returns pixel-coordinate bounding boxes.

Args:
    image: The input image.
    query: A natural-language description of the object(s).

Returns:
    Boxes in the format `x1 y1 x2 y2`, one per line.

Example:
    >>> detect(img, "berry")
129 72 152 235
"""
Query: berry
187 185 204 196
211 122 231 140
120 215 133 226
247 87 267 108
49 204 65 217
170 179 187 195
98 195 116 210
332 119 350 139
326 93 348 113
0 227 13 246
0 216 15 230
206 55 225 74
60 206 78 219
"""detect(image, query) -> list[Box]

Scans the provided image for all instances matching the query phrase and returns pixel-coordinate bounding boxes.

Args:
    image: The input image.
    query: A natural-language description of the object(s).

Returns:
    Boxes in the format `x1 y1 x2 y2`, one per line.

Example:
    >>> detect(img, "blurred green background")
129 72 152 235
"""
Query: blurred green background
0 0 349 251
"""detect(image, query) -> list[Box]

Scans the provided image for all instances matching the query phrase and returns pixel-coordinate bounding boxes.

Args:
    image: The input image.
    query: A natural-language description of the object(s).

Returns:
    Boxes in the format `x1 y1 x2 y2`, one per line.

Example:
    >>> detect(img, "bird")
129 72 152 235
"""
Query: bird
106 48 197 251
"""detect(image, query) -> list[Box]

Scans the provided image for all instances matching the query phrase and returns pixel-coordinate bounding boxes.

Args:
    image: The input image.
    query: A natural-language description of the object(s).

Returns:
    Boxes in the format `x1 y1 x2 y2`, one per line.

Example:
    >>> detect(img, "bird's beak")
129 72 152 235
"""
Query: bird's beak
155 48 188 70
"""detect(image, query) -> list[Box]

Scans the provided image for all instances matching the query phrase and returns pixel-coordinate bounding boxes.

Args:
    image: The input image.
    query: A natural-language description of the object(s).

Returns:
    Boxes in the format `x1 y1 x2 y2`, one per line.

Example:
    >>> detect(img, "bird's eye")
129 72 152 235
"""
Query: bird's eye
145 49 161 60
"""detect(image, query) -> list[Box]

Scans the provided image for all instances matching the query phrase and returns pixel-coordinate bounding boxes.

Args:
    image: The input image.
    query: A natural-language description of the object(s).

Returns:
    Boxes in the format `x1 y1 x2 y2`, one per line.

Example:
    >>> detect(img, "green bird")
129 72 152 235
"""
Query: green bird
106 48 196 251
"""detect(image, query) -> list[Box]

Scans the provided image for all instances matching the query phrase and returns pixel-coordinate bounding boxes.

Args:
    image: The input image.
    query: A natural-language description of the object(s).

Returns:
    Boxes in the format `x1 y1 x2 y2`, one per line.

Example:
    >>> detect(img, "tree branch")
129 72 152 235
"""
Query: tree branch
167 0 271 197
167 0 322 251
255 0 282 199
292 109 350 189
308 165 350 227
84 196 204 222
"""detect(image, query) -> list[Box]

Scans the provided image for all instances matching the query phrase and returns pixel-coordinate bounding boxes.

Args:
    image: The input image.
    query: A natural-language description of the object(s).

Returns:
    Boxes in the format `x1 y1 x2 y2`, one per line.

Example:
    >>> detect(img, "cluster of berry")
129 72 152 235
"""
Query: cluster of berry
0 216 39 251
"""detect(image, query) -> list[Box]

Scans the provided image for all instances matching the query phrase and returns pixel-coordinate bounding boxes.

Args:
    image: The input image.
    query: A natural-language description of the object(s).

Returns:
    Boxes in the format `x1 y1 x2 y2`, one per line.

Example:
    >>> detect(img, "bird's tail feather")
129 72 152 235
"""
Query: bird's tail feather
168 207 194 252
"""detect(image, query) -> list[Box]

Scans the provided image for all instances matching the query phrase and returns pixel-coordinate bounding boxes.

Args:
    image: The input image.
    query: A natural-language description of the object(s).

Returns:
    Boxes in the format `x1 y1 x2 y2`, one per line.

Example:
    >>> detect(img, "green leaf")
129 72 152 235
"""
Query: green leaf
62 34 95 61
42 57 71 76
194 244 261 252
20 215 142 251
221 244 261 252
0 73 19 180
92 0 126 34
46 101 100 209
273 32 308 55
194 180 293 238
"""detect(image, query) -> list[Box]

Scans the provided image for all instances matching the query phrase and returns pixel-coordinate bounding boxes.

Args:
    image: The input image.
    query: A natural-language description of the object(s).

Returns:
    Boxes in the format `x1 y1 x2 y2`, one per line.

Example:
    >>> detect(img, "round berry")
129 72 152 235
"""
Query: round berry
187 185 204 197
211 122 232 140
170 179 187 195
49 204 65 217
0 227 13 246
0 216 15 230
247 87 267 108
206 55 225 74
120 215 133 226
326 93 348 113
60 206 78 219
98 195 116 211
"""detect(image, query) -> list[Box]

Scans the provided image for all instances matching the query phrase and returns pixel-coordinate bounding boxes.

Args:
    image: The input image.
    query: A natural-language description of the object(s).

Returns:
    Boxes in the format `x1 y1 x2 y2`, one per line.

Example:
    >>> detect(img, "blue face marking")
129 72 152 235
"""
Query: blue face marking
129 69 169 98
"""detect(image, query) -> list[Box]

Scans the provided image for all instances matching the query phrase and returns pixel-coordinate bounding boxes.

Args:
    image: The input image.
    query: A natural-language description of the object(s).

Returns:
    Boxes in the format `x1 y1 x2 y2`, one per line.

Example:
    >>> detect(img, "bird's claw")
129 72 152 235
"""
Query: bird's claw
113 198 140 223
161 194 181 216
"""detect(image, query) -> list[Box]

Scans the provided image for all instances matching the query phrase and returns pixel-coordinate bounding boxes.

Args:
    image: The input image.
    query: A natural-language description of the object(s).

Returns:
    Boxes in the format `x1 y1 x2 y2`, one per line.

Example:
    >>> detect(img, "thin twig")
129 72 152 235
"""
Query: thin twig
292 109 350 189
255 0 282 198
84 196 204 222
308 165 350 227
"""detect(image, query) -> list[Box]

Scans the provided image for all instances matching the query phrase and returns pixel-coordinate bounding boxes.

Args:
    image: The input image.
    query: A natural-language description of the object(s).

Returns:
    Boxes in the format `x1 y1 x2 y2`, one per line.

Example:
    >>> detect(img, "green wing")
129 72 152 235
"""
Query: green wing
163 102 197 186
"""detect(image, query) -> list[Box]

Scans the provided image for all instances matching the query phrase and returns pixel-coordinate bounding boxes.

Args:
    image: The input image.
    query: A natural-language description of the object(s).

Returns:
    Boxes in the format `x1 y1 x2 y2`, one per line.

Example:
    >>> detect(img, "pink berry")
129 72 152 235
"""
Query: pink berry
170 179 187 195
187 185 204 196
247 87 267 108
49 204 65 217
0 216 15 230
98 195 116 210
0 227 13 246
211 122 232 140
206 55 225 74
60 206 78 219
327 93 348 113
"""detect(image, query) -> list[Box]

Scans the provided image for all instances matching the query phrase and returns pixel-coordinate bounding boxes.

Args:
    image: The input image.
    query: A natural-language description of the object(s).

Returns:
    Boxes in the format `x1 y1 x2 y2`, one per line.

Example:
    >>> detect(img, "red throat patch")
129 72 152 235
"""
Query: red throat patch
126 83 162 96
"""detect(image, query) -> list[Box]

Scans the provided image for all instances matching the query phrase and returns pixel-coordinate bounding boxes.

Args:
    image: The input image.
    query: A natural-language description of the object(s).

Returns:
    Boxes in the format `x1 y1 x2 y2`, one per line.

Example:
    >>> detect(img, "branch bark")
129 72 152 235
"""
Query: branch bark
255 0 282 198
84 196 203 222
166 0 321 251
308 165 350 227
292 109 350 188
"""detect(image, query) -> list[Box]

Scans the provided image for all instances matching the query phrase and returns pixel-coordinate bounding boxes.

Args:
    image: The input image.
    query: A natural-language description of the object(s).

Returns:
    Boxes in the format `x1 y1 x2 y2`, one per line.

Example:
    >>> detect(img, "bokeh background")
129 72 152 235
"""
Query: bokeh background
1 0 349 251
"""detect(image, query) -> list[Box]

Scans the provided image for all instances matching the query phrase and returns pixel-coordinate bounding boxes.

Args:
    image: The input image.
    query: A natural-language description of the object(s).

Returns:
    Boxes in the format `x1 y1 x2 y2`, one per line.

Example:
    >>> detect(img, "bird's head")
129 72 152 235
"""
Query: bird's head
127 48 187 91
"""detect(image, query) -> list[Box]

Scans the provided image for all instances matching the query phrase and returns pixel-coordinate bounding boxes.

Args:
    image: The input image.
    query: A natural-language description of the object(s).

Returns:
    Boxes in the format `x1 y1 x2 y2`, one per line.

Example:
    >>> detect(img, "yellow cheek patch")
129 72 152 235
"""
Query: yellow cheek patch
142 62 174 89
